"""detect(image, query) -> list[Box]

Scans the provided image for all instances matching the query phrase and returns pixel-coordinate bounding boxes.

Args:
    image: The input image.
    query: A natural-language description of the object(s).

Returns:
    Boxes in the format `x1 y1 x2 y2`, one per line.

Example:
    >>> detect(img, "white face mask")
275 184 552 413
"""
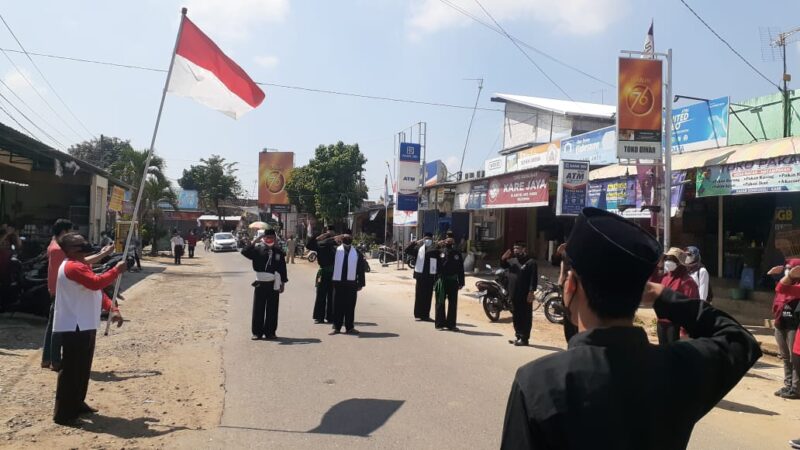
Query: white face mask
664 260 678 273
685 255 697 264
424 239 433 247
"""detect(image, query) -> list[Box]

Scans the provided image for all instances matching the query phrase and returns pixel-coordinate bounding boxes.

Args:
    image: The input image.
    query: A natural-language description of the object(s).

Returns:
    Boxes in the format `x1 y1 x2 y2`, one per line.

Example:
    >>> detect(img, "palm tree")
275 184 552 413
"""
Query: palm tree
140 177 178 255
109 148 168 196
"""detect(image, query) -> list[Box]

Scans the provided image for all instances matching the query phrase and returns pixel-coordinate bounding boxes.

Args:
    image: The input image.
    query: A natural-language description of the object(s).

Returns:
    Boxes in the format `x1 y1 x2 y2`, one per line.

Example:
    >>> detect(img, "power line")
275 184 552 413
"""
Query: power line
0 47 504 113
0 70 72 145
0 13 96 139
0 88 65 148
438 0 615 88
0 98 36 139
676 0 782 92
471 0 575 101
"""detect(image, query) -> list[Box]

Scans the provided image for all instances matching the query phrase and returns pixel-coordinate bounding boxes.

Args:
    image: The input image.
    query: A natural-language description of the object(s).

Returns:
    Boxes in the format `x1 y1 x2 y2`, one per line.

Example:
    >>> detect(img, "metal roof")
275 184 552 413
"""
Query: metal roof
492 93 616 119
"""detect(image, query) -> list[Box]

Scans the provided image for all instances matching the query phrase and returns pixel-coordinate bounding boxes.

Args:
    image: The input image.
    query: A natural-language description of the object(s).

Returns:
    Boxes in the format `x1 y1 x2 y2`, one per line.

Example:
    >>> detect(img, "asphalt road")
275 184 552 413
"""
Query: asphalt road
179 251 795 450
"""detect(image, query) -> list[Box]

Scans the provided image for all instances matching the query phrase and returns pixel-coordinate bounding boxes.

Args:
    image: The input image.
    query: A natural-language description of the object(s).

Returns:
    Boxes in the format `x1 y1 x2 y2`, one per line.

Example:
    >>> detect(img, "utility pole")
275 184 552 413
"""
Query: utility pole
771 27 800 138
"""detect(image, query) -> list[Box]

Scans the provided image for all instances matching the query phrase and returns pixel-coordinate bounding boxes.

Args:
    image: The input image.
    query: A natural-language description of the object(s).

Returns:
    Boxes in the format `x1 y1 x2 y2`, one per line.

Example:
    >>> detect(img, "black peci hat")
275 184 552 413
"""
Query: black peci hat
423 232 433 238
264 229 277 236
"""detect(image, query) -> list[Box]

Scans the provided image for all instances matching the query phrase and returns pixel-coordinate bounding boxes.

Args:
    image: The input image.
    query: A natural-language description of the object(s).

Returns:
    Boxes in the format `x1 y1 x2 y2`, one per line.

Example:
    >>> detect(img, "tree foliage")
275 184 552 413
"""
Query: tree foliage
141 176 178 255
178 155 241 218
285 141 367 226
68 136 133 170
109 147 167 191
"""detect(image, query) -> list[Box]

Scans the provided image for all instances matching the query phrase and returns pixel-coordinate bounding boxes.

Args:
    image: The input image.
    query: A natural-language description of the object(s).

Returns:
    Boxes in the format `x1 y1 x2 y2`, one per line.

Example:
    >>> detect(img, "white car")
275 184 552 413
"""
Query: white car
211 232 238 252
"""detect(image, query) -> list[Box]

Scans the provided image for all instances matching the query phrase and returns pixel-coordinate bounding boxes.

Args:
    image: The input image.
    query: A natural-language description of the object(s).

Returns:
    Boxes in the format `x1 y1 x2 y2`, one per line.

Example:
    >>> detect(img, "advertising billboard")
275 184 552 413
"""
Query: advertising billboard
108 186 125 213
517 141 561 171
258 151 294 207
485 171 549 209
556 160 590 216
396 142 421 211
560 126 617 165
617 57 663 160
671 96 729 153
484 156 506 176
697 155 800 197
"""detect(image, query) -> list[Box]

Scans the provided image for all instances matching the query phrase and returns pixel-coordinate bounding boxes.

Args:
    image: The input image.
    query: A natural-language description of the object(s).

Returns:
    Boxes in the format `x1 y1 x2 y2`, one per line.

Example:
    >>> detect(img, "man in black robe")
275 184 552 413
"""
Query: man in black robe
435 237 465 331
307 225 337 324
241 229 288 340
329 231 366 335
500 241 537 346
501 208 761 449
405 232 438 321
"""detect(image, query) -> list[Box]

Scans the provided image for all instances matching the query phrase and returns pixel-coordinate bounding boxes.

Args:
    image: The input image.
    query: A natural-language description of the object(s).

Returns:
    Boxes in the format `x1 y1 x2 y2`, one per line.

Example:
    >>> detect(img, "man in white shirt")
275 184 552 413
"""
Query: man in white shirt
170 231 185 265
52 233 126 425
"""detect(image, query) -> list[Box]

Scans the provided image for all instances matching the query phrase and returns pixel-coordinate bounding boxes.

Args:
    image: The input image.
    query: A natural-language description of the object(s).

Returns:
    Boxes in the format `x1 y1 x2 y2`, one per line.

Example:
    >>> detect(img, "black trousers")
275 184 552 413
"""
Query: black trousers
657 320 680 345
512 295 533 340
313 269 334 322
54 328 96 422
413 276 435 319
252 284 280 337
188 245 195 258
174 245 183 264
332 283 358 331
435 282 459 329
133 251 141 270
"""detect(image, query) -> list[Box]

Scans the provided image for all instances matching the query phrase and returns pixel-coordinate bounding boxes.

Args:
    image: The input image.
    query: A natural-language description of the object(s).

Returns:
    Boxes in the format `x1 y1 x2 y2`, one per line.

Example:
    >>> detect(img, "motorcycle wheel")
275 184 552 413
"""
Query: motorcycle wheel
544 294 565 324
482 296 502 322
307 253 317 263
379 252 388 264
406 256 415 270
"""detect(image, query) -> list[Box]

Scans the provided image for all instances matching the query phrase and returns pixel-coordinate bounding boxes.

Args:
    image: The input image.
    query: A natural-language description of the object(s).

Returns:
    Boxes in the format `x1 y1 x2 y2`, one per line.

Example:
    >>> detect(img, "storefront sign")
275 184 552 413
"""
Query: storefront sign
393 209 417 227
486 171 549 209
588 171 685 219
697 156 800 197
506 153 518 173
560 126 616 165
466 181 488 210
396 142 421 211
517 141 560 170
556 160 589 216
108 186 125 212
484 156 506 176
671 96 729 153
617 57 663 160
258 151 294 207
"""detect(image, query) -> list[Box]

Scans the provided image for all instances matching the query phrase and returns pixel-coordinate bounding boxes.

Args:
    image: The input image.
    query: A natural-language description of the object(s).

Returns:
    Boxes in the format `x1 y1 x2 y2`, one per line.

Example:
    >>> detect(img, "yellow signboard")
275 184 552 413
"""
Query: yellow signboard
109 186 125 213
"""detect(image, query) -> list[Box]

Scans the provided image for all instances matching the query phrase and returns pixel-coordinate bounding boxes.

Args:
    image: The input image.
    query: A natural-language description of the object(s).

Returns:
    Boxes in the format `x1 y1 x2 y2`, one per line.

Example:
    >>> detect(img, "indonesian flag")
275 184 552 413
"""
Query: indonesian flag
167 16 265 119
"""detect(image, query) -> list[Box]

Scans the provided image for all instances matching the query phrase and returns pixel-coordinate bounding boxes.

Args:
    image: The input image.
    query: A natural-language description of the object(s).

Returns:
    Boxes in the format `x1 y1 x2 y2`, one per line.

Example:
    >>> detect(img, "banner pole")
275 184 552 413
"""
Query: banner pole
663 48 673 250
105 7 188 336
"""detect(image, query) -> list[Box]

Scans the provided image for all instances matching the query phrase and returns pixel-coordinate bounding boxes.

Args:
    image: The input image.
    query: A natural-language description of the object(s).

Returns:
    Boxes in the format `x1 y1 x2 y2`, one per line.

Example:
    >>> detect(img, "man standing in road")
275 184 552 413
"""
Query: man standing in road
500 241 537 347
434 236 465 332
52 233 126 425
308 225 337 324
500 208 761 449
329 231 366 335
42 219 115 371
405 232 438 322
242 229 288 340
186 230 198 258
170 231 185 265
287 235 296 264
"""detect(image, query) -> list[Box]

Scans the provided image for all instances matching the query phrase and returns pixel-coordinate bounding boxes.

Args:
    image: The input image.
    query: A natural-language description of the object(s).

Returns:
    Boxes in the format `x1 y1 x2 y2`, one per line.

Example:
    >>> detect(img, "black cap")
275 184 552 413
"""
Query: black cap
513 241 527 247
445 230 454 237
423 232 433 238
566 208 661 318
327 225 336 232
264 229 276 236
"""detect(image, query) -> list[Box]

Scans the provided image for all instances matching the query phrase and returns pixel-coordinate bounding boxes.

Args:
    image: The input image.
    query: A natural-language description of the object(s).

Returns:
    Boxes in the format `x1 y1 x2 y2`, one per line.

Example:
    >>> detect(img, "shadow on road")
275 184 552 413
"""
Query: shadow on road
308 398 404 436
356 332 399 339
90 369 162 382
455 323 477 328
715 399 778 416
276 337 322 345
530 344 564 353
353 322 378 327
75 415 190 438
458 330 502 337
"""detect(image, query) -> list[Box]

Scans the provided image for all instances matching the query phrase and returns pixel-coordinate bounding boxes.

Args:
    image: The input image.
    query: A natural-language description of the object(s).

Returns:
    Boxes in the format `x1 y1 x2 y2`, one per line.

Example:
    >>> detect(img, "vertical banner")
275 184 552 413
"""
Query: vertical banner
258 151 294 207
108 186 125 213
556 160 590 216
617 57 663 160
396 142 421 211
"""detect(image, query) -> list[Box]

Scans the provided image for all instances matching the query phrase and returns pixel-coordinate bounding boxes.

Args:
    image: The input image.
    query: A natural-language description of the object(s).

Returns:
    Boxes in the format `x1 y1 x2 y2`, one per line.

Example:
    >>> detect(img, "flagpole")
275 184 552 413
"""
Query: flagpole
105 7 189 336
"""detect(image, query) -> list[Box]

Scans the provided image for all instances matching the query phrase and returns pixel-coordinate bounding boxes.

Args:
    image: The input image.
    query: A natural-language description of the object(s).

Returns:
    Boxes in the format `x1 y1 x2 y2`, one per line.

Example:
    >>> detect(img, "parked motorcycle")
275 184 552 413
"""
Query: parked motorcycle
475 266 565 324
378 245 415 268
0 251 50 317
306 249 317 263
533 276 566 324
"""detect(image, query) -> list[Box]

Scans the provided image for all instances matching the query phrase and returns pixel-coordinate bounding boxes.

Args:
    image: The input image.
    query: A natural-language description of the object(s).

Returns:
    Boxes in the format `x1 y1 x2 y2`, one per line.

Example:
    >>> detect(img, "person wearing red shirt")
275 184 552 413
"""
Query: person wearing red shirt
657 247 699 344
42 219 114 371
186 230 199 258
770 261 800 400
52 232 125 425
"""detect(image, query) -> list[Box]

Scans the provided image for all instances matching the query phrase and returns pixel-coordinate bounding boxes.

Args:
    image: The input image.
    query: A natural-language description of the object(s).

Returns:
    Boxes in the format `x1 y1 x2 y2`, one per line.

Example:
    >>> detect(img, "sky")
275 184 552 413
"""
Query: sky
1 0 799 201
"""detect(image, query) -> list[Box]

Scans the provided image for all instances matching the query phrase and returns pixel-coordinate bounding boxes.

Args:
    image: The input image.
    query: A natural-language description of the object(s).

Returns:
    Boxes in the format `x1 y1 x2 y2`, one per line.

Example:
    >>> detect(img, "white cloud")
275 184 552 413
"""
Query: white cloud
444 155 461 172
183 0 289 41
408 0 624 39
254 55 280 69
2 68 41 93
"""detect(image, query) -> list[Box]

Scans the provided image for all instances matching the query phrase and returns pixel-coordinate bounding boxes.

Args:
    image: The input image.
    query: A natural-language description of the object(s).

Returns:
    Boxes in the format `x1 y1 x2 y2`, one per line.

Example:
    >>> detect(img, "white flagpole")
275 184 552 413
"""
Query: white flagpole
105 7 189 336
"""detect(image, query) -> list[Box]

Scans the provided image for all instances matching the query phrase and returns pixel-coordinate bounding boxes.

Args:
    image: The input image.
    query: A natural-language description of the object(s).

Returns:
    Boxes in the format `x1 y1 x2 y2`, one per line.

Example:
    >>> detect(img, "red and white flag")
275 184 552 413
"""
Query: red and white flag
167 16 265 119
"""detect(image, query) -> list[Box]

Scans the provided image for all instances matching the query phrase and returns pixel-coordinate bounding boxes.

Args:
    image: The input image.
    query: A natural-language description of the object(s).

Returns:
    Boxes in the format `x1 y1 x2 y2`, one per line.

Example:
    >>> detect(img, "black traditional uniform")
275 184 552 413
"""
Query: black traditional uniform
500 208 761 449
406 238 439 321
307 233 337 323
241 234 288 339
330 244 367 333
435 245 465 330
501 254 537 344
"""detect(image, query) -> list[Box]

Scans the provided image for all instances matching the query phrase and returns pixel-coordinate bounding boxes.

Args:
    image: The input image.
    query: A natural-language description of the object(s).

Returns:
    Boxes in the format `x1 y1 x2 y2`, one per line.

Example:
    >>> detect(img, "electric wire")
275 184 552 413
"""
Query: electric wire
438 0 615 88
0 98 36 139
0 87 64 148
0 13 96 138
0 72 72 145
677 0 782 92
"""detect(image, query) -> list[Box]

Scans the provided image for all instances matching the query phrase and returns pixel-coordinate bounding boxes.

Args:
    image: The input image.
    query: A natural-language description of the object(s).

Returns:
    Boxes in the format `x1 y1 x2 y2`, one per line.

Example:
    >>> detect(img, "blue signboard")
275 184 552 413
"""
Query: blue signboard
159 189 199 210
399 142 421 162
670 96 729 153
560 126 617 166
396 193 418 211
556 160 590 216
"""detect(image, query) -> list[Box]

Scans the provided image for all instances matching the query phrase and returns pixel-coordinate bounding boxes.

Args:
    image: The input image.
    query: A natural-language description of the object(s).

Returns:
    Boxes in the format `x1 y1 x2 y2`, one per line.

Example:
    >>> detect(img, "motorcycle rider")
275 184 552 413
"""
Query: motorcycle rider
500 241 537 347
405 232 438 322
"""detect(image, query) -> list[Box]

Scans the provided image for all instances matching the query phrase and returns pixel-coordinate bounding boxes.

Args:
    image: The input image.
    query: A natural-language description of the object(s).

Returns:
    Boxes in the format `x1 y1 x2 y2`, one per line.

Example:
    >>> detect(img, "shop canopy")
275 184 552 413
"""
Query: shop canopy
589 136 800 181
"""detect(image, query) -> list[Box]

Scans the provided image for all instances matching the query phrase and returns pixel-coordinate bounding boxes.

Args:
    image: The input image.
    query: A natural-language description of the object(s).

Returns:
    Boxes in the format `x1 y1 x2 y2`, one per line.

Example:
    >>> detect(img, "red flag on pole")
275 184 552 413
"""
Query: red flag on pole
167 16 265 119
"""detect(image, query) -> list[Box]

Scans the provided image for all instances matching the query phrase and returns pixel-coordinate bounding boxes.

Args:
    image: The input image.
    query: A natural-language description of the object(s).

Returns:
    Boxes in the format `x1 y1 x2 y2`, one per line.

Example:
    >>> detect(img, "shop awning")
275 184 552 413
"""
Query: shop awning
196 215 241 222
589 136 800 181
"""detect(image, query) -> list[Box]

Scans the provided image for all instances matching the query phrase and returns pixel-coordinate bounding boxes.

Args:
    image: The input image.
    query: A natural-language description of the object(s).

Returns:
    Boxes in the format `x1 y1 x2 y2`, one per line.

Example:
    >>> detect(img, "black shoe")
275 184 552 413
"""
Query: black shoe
779 390 800 400
251 335 262 340
775 387 790 396
789 438 800 449
436 325 446 330
448 327 460 332
53 416 78 426
345 329 360 335
421 317 434 322
264 334 277 340
314 319 323 324
78 403 98 415
513 338 529 347
329 329 341 335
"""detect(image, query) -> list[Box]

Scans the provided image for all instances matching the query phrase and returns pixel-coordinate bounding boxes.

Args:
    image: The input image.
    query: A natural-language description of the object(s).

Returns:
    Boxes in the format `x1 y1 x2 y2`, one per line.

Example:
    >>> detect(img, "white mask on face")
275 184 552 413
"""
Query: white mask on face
664 260 678 273
685 255 696 264
424 239 433 247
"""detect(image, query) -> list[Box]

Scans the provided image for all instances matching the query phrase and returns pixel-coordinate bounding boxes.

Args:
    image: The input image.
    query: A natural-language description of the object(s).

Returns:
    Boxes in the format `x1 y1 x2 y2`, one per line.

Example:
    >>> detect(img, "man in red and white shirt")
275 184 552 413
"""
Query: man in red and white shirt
52 232 125 425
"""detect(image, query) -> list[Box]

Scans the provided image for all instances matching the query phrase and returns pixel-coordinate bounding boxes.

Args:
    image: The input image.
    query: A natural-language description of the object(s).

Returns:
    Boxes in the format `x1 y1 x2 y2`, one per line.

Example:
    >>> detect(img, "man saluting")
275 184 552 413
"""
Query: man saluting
242 229 288 340
500 241 537 347
308 225 337 324
405 232 438 322
501 208 761 449
329 231 366 335
435 234 465 332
